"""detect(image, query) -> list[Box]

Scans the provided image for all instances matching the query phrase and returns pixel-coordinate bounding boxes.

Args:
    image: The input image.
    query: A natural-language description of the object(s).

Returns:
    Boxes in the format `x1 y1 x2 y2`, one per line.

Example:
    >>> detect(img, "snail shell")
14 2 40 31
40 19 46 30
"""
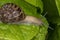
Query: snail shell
0 3 26 23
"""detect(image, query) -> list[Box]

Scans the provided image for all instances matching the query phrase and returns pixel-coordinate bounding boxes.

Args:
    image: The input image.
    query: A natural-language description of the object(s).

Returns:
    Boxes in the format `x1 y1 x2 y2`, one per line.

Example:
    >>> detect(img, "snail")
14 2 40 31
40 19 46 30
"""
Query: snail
0 3 43 25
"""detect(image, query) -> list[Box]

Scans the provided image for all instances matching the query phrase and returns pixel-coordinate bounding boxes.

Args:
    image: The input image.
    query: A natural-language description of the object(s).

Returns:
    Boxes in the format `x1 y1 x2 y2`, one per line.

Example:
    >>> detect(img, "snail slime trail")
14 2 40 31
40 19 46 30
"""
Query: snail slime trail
0 3 43 26
0 3 26 23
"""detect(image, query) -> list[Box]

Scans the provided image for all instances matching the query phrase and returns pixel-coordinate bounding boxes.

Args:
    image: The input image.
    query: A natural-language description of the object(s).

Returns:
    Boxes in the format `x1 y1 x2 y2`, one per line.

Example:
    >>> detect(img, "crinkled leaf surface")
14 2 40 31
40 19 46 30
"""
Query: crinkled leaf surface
0 0 49 40
31 15 49 40
0 23 39 40
0 15 49 40
25 0 43 13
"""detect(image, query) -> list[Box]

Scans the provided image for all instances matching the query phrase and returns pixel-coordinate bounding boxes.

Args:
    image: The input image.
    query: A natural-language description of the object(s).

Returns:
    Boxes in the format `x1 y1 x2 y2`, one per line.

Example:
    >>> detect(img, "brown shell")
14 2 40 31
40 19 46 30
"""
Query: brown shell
0 3 26 23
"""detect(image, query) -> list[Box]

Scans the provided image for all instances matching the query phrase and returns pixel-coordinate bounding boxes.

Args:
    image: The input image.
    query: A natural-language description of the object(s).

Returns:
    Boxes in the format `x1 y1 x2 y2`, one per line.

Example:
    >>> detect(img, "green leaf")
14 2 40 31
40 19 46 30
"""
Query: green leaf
31 15 49 40
0 15 49 40
50 17 60 25
32 26 48 40
48 25 60 40
24 0 43 13
42 0 59 24
0 23 39 40
55 0 60 16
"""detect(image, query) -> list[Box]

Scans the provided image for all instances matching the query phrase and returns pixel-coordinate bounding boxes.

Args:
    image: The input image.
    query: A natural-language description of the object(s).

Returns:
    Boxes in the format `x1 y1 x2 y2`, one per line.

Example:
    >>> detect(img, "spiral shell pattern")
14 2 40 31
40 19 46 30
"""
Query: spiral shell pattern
0 3 26 23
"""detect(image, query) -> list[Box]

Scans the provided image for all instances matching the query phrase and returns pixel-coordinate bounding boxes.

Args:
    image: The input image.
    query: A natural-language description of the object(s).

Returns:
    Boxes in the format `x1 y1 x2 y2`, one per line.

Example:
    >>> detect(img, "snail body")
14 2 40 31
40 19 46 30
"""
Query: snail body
19 16 43 25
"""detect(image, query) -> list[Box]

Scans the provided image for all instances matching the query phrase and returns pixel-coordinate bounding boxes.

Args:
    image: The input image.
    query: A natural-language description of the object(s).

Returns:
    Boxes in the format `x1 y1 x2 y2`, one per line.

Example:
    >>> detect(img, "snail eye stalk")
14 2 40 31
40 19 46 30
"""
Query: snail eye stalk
0 3 26 23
